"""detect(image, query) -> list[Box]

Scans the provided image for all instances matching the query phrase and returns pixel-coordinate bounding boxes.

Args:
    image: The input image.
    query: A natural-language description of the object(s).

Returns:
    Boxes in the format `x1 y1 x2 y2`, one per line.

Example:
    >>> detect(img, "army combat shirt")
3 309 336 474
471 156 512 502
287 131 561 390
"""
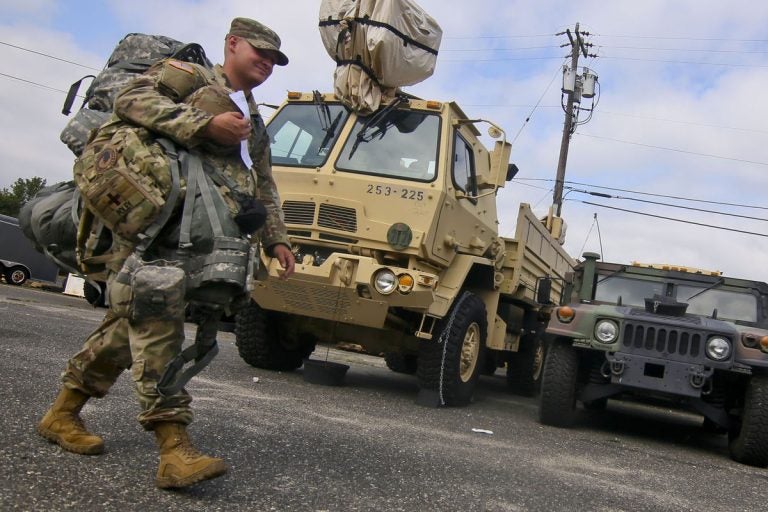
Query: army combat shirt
112 60 290 252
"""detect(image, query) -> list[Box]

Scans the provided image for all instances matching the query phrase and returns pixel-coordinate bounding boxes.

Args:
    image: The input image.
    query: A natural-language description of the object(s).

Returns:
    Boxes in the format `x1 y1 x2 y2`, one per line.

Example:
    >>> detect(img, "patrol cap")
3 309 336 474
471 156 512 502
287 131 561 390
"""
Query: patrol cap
229 17 289 66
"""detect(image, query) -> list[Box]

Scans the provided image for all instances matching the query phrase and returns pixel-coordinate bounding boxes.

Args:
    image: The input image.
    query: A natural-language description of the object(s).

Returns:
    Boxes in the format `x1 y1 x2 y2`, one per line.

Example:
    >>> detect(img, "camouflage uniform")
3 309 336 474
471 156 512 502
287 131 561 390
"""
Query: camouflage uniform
62 61 289 429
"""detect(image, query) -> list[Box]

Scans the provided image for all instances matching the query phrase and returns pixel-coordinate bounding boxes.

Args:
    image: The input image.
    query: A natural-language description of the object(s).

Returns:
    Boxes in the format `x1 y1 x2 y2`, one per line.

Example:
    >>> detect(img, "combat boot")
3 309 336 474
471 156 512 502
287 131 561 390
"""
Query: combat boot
37 387 104 455
154 422 228 489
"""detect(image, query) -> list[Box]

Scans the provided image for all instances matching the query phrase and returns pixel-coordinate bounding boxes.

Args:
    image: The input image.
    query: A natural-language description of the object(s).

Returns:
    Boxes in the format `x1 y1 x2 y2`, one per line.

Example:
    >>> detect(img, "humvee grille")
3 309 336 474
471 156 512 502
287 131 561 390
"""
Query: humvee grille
283 201 315 225
318 204 357 233
622 322 704 359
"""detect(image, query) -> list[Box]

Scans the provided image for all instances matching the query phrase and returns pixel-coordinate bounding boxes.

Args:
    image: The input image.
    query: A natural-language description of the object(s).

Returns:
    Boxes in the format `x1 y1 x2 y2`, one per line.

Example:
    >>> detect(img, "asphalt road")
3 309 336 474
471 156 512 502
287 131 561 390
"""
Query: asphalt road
1 284 766 512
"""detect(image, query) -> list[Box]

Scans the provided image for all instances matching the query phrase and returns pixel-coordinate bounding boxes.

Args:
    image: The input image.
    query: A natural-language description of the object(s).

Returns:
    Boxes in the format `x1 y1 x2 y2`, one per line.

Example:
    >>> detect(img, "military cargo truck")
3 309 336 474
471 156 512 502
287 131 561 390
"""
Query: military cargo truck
540 252 768 466
235 92 574 405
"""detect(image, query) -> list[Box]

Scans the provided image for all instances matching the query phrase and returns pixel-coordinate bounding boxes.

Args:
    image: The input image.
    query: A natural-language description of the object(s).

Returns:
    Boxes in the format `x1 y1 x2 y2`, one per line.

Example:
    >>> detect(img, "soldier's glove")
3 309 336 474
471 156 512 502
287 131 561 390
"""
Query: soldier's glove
234 197 267 235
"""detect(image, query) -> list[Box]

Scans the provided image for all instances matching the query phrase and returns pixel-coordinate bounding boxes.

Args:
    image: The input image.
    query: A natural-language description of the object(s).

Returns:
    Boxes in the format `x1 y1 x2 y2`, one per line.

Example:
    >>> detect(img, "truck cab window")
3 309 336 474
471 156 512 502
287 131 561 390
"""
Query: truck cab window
453 132 477 198
267 103 349 167
336 111 439 182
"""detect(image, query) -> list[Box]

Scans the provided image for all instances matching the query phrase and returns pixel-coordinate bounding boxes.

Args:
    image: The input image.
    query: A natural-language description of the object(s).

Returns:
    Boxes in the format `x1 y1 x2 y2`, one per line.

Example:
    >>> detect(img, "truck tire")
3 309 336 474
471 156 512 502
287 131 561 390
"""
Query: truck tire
4 266 29 286
506 335 546 396
235 299 315 371
384 352 418 375
539 339 579 427
728 374 768 466
417 292 487 406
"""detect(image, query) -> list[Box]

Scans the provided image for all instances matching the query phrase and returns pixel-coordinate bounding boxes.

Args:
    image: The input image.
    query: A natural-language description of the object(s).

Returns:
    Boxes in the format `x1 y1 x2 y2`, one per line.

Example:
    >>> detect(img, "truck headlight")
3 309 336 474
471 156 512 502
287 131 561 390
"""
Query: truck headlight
594 320 618 343
374 269 397 295
706 337 731 361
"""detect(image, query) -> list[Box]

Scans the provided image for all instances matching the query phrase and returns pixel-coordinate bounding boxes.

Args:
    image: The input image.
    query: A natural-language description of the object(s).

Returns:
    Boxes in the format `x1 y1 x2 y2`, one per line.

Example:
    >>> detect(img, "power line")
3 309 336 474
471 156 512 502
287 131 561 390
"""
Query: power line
566 188 768 221
580 201 768 238
510 60 565 145
595 34 768 43
598 110 768 135
577 132 768 167
0 40 100 71
518 178 768 210
440 45 560 52
0 71 74 95
598 55 768 68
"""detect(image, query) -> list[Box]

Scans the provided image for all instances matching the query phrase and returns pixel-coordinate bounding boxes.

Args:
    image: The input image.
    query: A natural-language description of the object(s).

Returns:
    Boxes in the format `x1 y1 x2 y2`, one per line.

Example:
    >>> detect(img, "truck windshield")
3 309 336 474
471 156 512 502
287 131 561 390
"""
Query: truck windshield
595 275 663 306
267 103 349 167
677 285 757 323
336 110 439 182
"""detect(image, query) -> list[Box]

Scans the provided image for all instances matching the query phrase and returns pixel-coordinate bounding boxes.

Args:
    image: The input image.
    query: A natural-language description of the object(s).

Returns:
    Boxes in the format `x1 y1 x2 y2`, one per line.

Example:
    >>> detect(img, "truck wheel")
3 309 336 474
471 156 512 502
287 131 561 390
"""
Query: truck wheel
728 374 768 466
4 267 29 286
506 335 546 396
384 352 418 375
235 299 315 371
417 292 487 406
539 339 579 427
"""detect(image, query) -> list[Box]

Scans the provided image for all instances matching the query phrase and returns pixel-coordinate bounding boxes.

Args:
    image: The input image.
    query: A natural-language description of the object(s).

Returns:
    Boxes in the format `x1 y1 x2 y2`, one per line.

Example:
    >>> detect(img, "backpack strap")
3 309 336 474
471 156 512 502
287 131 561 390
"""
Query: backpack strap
133 138 183 257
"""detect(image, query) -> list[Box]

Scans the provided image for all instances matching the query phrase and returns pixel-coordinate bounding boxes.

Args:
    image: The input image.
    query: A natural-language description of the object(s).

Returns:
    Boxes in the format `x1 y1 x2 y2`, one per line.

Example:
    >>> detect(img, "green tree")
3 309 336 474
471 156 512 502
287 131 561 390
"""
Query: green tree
0 177 46 217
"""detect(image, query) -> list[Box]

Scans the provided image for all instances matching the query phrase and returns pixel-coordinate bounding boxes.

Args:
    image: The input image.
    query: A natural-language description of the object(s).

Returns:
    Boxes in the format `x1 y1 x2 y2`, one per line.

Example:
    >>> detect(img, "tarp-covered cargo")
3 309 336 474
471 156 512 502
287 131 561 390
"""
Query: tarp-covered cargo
319 0 442 114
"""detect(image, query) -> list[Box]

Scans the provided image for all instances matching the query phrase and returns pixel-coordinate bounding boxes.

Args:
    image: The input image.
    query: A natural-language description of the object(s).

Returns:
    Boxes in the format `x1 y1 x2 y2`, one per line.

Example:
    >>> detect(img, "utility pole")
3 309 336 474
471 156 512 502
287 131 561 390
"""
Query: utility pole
552 23 597 217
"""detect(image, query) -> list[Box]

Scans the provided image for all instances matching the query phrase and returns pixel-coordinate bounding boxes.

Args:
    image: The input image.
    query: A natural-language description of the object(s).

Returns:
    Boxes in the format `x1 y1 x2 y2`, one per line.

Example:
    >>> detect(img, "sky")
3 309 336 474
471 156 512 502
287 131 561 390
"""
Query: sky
2 0 768 282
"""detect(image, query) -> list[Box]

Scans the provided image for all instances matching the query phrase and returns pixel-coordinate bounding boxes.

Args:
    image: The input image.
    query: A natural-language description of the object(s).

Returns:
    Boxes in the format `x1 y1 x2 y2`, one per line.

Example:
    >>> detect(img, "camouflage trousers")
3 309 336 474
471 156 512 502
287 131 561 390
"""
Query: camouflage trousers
61 271 192 429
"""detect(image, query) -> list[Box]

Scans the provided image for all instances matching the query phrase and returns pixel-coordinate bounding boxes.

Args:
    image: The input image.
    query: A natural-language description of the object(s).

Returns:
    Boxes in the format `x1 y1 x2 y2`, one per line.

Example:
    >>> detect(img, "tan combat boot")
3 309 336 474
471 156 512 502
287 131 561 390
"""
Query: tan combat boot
154 422 228 489
37 387 104 455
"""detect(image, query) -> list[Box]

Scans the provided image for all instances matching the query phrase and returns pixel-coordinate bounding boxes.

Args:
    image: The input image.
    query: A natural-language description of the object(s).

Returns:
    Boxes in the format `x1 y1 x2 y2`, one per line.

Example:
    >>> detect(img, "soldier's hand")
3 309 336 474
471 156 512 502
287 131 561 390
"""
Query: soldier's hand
271 244 295 280
204 112 251 146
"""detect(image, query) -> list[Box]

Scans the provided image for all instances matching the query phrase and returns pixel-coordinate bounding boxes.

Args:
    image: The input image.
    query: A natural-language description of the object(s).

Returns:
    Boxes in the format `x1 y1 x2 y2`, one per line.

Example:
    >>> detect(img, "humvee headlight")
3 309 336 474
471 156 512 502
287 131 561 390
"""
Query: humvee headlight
706 337 731 361
397 273 415 294
556 306 575 323
374 269 397 295
594 320 618 343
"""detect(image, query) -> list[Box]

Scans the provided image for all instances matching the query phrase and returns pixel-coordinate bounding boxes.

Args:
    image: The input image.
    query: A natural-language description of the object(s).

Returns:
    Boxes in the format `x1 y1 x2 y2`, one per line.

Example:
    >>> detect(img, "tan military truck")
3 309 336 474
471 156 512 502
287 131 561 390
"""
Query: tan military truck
235 92 575 405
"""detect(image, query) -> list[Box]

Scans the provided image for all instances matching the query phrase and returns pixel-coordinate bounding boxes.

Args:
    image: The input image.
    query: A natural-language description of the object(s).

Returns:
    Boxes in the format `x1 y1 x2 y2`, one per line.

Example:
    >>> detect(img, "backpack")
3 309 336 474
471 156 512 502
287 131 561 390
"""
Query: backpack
21 33 212 279
60 33 212 156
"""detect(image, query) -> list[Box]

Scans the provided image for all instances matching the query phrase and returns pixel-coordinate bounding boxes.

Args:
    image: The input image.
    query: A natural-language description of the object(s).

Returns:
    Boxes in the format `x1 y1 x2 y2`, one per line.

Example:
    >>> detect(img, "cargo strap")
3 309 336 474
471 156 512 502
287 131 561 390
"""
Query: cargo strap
156 305 220 397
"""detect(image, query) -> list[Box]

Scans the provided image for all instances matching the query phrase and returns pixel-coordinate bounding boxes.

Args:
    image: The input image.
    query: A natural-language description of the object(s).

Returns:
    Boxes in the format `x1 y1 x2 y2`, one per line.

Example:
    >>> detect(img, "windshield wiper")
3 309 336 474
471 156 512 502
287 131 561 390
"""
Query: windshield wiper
685 277 725 302
313 90 332 131
349 96 407 158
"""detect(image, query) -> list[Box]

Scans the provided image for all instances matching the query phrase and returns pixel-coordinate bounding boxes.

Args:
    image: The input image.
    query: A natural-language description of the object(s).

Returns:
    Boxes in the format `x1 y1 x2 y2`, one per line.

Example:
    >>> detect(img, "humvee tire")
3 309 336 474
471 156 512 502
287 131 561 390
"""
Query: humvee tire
417 292 487 406
506 334 545 396
235 299 315 371
539 339 579 427
384 352 418 375
728 374 768 466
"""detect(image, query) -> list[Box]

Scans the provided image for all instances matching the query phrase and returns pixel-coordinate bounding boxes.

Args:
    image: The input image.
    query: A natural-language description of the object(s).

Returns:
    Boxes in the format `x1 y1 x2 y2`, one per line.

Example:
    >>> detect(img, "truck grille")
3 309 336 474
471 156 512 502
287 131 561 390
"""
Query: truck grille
281 201 358 234
282 201 315 225
318 204 357 233
622 322 703 359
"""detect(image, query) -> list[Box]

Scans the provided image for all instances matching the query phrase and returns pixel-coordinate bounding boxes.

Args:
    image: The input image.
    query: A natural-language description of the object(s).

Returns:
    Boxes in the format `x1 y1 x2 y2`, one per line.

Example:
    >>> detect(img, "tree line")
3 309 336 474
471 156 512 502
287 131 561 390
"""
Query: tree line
0 177 47 217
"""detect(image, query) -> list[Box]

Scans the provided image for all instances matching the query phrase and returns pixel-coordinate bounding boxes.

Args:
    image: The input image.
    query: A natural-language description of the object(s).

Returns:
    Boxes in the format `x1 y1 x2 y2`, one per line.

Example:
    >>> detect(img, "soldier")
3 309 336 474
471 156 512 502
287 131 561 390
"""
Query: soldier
37 17 295 489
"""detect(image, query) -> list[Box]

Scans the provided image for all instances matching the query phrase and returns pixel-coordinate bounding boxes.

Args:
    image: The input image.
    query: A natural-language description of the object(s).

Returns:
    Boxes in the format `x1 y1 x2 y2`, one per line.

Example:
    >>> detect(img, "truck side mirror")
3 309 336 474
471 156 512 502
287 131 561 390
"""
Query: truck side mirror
506 163 519 181
537 277 552 304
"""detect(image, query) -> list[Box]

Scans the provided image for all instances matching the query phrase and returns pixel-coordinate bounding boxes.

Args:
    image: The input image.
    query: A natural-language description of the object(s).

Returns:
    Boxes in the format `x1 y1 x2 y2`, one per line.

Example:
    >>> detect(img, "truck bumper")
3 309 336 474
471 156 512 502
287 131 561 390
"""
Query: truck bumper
252 253 438 328
605 352 713 398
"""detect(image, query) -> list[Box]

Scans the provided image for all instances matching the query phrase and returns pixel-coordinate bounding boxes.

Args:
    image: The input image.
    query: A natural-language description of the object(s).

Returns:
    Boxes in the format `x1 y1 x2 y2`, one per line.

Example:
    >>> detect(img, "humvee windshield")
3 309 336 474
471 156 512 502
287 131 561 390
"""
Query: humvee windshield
595 274 758 323
336 110 439 182
268 103 349 167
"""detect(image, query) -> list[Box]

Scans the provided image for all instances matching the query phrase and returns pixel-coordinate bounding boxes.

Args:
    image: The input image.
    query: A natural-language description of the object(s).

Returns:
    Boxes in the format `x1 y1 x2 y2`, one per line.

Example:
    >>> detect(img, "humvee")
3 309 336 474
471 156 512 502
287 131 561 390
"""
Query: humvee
540 252 768 466
235 92 574 405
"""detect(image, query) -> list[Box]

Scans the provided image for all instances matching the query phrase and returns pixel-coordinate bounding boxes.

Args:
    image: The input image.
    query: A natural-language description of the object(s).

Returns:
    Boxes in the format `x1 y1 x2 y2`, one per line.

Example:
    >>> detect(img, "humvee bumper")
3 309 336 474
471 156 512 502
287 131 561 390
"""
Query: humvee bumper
252 253 438 329
605 352 713 398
